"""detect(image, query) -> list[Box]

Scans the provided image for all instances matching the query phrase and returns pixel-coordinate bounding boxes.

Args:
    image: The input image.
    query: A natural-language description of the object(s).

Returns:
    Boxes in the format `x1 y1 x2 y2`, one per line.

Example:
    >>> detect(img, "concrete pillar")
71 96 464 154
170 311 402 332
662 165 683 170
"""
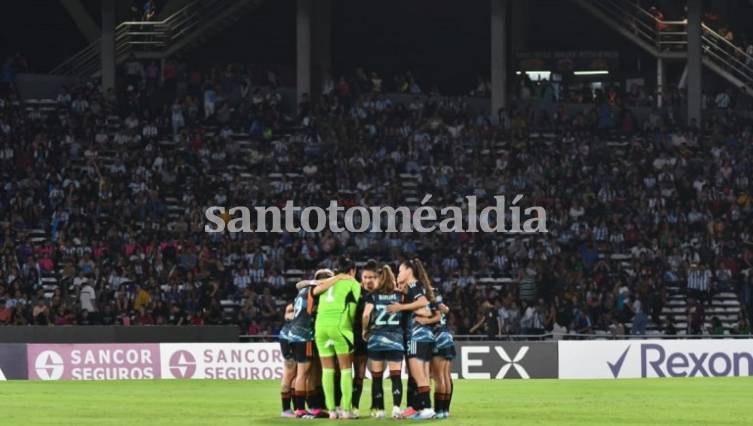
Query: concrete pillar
101 0 116 93
686 0 702 127
311 0 331 99
656 57 664 108
296 0 312 104
491 0 508 114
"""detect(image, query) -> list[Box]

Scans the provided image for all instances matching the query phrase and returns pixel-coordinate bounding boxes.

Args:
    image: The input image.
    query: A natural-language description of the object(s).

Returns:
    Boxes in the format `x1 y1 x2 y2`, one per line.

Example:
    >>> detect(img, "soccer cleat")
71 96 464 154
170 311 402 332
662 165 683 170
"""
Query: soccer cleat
392 406 403 419
401 407 417 418
294 409 309 418
351 408 360 419
281 410 296 418
372 410 385 419
328 411 338 420
311 409 330 419
435 411 448 419
410 408 436 420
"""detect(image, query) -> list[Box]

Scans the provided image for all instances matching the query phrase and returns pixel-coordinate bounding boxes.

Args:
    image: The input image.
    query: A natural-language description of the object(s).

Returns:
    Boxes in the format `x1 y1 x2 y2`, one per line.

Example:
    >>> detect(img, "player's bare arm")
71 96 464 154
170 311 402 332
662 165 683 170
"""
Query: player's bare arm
385 296 428 314
294 273 350 290
414 310 441 326
312 273 351 296
361 302 374 341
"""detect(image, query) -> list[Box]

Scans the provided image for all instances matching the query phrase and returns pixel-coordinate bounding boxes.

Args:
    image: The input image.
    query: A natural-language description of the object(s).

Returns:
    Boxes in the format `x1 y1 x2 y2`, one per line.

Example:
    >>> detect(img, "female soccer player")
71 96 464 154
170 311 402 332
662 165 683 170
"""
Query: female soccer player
416 287 454 419
310 257 361 419
289 269 333 418
352 260 379 417
387 258 436 420
278 303 296 418
361 264 405 419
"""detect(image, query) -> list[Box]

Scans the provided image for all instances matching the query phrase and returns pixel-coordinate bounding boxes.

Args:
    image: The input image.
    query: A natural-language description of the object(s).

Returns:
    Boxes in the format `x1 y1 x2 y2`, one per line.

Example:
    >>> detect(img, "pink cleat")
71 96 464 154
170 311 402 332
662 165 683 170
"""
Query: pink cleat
401 407 417 418
312 409 330 419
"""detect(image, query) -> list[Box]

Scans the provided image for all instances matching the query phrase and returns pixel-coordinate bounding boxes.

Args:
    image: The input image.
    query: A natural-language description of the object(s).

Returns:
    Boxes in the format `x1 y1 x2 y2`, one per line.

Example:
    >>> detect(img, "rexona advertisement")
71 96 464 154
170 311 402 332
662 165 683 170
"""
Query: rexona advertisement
559 339 753 379
26 344 161 381
160 343 284 380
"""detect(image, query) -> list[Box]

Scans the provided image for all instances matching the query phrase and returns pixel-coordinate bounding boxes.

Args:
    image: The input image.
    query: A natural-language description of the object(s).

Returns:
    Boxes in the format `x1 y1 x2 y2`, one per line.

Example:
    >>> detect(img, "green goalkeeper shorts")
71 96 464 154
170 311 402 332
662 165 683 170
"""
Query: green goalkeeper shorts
315 325 354 357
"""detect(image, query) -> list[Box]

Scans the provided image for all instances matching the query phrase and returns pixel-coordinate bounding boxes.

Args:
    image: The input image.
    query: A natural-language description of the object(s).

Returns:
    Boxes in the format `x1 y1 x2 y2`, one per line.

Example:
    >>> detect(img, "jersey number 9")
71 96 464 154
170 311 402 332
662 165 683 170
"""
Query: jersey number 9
293 297 304 318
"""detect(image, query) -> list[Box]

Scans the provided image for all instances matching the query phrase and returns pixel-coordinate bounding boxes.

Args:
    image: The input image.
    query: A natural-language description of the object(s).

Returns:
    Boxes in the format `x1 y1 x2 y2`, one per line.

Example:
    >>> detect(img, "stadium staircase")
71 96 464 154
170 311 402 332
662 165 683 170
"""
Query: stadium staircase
599 254 742 336
659 284 743 335
573 0 753 96
49 0 263 80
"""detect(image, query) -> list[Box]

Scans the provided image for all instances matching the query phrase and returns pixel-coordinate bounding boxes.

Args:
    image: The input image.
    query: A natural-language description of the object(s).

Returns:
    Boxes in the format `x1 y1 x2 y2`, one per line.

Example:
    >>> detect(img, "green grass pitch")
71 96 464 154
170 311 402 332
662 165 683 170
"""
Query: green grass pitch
1 378 752 425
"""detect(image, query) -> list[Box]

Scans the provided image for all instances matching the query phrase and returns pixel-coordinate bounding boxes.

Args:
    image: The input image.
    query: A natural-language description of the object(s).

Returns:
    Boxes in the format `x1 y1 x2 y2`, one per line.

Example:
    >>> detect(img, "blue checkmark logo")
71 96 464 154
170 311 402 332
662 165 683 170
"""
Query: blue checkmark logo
607 346 631 378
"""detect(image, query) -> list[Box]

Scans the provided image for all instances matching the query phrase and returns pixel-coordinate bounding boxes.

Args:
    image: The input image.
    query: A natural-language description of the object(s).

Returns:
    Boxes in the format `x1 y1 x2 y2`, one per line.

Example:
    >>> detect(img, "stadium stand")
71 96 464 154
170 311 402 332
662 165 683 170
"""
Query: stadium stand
1 45 753 338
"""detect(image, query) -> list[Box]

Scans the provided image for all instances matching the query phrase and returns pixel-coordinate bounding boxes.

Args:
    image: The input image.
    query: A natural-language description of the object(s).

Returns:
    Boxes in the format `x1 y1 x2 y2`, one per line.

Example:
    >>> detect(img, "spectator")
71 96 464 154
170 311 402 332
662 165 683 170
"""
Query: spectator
79 280 96 314
631 301 648 335
663 315 677 335
687 263 712 304
649 6 667 32
133 284 152 312
143 0 157 20
32 299 49 325
0 300 11 325
710 316 725 335
687 298 705 335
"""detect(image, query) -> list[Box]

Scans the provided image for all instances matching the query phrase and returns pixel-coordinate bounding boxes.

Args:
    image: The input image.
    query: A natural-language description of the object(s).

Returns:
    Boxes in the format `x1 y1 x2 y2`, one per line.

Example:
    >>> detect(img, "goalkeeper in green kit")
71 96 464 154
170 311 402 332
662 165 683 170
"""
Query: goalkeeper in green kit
307 257 361 419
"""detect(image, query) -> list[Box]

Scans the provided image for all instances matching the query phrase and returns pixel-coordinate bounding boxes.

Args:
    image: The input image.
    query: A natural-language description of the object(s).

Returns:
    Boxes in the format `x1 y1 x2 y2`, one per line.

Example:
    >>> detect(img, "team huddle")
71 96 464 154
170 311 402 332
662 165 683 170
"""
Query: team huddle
278 257 455 420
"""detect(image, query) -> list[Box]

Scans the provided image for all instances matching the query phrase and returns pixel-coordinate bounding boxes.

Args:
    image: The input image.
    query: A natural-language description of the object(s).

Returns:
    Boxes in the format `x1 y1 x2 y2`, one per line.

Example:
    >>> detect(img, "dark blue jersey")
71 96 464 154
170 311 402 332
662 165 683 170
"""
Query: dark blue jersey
287 287 314 342
405 281 435 343
431 289 454 349
279 321 292 342
431 289 450 334
366 292 405 352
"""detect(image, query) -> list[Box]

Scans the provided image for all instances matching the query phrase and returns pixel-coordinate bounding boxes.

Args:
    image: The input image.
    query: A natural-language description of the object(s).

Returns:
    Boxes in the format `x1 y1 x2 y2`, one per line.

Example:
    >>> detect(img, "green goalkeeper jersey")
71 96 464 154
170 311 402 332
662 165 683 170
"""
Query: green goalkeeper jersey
315 278 361 328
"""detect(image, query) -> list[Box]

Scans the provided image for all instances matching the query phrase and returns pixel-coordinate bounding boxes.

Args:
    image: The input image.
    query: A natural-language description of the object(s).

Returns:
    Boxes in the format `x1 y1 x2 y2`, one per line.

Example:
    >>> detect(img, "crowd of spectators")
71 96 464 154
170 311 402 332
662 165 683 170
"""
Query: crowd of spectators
1 57 753 340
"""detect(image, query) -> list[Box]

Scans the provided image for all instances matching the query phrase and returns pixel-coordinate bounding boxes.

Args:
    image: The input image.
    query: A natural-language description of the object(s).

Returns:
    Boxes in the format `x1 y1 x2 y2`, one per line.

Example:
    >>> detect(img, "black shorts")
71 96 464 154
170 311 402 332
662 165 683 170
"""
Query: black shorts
406 341 434 362
291 341 315 363
368 350 404 362
354 336 368 357
279 340 294 361
434 345 456 360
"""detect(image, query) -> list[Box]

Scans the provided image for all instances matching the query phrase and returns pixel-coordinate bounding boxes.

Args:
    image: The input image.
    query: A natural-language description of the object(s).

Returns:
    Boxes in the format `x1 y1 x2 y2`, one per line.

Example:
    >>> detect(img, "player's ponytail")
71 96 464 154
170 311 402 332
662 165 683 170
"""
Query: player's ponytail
378 264 396 294
402 258 435 302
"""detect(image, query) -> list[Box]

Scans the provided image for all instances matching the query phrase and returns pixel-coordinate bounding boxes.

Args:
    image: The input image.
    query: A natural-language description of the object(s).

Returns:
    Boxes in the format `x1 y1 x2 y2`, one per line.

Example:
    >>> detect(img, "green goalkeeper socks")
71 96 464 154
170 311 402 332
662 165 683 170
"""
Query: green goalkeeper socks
340 369 353 411
322 368 336 410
